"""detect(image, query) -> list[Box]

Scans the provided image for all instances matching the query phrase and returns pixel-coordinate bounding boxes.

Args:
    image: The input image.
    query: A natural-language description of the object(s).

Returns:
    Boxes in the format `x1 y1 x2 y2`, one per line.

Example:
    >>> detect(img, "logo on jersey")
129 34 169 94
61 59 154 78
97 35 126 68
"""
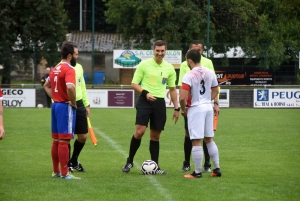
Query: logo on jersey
257 89 269 101
162 77 167 84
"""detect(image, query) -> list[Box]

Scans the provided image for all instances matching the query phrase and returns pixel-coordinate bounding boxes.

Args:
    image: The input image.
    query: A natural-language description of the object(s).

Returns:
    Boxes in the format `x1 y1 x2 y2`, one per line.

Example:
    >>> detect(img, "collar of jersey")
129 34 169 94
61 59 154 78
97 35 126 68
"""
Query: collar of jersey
151 58 165 67
60 62 73 68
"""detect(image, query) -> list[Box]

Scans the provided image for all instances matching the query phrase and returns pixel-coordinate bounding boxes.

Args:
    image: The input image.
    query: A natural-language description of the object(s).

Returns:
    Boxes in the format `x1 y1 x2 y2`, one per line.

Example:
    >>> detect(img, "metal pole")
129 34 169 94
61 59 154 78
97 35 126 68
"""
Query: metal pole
33 43 36 84
80 0 82 31
206 0 210 58
92 0 95 84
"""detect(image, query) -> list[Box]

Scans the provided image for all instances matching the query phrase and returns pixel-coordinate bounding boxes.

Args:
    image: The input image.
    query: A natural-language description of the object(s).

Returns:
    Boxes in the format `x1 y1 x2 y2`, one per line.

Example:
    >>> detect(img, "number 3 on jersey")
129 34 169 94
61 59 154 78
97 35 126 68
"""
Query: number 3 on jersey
200 80 205 95
54 76 58 92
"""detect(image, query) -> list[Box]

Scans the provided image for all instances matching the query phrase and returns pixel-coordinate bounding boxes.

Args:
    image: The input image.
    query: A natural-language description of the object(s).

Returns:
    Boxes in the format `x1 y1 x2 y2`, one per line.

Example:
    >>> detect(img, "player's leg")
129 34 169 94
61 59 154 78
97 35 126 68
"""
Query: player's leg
184 106 204 178
69 100 88 172
204 107 221 177
51 103 60 177
203 141 211 172
122 96 150 173
149 98 167 174
56 103 80 179
181 116 192 171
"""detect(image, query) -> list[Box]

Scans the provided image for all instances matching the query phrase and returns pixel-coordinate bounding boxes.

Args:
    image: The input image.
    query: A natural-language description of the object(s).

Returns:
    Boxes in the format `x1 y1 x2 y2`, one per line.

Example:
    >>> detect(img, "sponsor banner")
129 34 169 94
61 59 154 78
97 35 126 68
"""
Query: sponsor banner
216 70 273 86
113 50 182 68
253 89 300 108
87 89 134 108
165 89 229 108
217 89 230 107
2 89 36 107
248 71 273 86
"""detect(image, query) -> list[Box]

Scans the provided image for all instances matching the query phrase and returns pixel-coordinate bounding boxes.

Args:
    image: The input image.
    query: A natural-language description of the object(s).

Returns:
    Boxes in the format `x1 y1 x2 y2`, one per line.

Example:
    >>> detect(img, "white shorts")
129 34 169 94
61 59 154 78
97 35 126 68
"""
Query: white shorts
187 104 214 140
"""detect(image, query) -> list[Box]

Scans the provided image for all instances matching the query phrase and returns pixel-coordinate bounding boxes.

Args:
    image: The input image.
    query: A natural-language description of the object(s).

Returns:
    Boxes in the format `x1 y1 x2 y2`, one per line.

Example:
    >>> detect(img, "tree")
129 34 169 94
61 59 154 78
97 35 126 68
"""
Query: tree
105 0 300 70
105 0 258 50
64 0 116 32
0 0 68 84
244 0 300 69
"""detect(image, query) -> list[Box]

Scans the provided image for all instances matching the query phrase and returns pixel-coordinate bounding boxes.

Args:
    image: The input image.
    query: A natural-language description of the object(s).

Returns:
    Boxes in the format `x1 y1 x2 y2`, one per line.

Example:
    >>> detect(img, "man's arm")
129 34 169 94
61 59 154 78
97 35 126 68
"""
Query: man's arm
169 87 179 124
67 84 77 109
43 81 52 99
0 100 5 140
211 87 219 102
80 70 90 116
179 88 188 115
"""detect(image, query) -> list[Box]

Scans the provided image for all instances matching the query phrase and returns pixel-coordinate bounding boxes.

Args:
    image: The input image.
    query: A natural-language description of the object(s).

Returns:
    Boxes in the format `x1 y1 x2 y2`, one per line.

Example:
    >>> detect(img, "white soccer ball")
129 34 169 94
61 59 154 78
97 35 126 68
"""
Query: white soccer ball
141 160 158 175
37 104 43 108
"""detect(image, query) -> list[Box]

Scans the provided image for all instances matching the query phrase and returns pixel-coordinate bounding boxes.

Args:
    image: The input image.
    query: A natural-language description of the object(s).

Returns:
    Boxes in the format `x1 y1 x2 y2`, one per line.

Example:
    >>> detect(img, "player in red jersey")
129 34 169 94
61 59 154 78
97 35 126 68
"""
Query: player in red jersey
0 89 5 140
44 41 80 179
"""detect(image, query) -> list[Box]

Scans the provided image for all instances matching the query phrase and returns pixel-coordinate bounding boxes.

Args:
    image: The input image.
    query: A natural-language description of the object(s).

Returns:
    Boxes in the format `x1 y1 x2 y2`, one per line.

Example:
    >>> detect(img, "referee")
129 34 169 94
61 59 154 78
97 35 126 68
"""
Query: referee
122 40 179 174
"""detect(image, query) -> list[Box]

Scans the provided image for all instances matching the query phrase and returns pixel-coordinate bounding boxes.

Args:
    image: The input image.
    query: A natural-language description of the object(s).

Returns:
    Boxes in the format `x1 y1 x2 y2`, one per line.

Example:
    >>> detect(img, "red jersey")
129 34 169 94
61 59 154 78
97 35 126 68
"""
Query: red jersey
47 62 75 102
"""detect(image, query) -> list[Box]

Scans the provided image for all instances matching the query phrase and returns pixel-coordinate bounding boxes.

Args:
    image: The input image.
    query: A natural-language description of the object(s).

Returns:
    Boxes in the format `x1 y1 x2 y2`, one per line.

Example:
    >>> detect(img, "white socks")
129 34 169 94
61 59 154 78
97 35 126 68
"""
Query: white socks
192 146 203 173
206 141 220 169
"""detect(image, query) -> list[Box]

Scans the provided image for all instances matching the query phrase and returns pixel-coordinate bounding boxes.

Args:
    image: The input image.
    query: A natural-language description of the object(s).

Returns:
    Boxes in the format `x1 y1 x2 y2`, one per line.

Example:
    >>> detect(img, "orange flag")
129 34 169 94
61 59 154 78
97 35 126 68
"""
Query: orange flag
213 115 218 131
87 117 98 147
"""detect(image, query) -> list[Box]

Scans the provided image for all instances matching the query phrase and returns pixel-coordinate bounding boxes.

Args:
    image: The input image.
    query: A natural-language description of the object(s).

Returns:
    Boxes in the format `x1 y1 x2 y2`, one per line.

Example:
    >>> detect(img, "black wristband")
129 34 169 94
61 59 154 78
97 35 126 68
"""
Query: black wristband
214 102 219 105
174 108 180 111
141 90 149 98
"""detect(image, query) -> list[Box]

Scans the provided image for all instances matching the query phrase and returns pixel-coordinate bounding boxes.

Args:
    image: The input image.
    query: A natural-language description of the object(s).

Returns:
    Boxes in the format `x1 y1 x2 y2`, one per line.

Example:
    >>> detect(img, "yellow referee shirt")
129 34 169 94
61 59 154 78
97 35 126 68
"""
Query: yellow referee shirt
178 56 215 86
132 58 176 98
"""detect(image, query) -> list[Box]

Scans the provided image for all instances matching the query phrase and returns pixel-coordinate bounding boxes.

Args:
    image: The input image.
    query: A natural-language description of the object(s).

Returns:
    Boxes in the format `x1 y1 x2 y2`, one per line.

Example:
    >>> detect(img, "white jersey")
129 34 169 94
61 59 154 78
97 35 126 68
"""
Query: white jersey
182 66 218 107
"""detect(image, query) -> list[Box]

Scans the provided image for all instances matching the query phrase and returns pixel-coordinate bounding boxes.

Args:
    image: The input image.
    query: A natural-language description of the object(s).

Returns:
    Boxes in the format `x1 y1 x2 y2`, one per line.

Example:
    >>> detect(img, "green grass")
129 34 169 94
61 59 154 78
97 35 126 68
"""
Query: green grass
0 108 299 201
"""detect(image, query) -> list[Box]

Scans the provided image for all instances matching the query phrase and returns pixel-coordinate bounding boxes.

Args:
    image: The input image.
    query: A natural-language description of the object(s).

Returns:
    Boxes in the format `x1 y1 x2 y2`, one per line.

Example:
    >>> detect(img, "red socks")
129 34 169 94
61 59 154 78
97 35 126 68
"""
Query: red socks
58 141 70 176
51 140 59 174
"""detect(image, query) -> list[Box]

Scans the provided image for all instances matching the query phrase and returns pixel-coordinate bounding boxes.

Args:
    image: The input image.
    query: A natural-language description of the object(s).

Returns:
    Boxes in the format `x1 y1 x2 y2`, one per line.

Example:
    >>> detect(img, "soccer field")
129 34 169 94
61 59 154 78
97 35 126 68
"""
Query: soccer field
0 108 299 201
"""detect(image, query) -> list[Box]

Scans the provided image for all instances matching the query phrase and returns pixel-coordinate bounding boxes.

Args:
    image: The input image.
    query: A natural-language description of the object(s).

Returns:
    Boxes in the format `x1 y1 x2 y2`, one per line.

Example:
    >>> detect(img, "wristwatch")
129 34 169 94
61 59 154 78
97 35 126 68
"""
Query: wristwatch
174 108 180 111
214 102 219 106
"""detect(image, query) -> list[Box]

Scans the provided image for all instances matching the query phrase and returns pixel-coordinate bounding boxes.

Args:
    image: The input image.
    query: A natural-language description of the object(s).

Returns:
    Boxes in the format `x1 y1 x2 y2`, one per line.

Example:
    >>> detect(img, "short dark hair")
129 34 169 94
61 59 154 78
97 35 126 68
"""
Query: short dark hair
61 41 78 59
189 40 203 48
186 49 201 63
153 40 167 49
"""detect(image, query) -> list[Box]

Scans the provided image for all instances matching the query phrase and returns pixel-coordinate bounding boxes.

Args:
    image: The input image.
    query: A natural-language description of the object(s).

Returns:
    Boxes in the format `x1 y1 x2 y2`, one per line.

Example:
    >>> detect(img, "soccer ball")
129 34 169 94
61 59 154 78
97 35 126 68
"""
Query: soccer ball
141 160 158 175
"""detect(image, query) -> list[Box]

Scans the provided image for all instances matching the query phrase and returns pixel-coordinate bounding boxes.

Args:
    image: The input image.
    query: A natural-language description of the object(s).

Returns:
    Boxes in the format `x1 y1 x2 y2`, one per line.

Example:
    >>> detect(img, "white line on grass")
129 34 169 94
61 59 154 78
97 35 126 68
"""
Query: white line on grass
93 127 174 201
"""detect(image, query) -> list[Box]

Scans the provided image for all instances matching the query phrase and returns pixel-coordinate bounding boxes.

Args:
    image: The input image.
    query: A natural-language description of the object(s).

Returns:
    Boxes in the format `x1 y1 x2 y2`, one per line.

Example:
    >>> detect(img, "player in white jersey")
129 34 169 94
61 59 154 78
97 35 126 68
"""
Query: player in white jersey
179 49 221 178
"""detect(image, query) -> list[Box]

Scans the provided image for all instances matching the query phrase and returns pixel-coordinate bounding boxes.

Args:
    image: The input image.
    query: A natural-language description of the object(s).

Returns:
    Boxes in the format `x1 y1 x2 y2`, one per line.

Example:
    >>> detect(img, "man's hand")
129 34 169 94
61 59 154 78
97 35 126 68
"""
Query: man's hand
181 108 187 117
214 104 220 116
146 93 156 101
0 126 5 140
172 111 179 124
86 106 90 117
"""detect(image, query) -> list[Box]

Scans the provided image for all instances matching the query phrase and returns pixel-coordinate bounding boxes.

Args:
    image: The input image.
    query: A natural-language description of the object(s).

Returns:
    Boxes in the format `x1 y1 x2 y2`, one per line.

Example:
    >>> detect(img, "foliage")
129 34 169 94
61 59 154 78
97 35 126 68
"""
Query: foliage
244 0 300 69
0 0 68 83
105 0 300 70
105 0 258 49
64 0 116 32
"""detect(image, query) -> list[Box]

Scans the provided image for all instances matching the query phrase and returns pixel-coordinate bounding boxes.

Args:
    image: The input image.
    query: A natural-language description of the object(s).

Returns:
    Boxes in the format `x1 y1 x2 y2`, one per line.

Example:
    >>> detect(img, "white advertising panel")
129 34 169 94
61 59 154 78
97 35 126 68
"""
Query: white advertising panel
113 50 182 68
253 89 300 108
165 89 230 108
87 89 134 108
2 89 36 107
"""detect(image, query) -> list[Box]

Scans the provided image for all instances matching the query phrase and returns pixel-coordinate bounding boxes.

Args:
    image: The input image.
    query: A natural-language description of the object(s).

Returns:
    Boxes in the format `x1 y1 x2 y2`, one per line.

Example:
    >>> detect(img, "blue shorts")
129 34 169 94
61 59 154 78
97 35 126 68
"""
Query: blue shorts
51 102 76 139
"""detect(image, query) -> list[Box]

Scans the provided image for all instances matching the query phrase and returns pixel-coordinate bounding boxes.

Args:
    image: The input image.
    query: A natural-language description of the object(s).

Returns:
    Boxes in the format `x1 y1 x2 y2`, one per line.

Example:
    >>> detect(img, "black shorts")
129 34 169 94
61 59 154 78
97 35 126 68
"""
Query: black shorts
75 100 88 134
135 95 166 130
